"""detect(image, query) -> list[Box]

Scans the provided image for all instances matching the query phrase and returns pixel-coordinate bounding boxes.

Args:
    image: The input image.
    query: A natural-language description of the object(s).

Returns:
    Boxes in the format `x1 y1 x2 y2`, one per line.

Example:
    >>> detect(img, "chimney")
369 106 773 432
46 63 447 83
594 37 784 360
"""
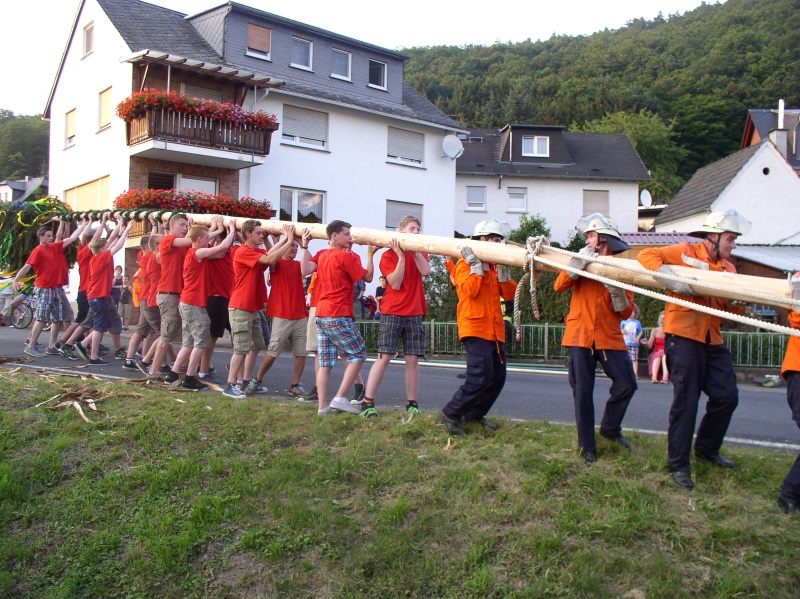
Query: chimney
778 99 785 129
769 99 789 159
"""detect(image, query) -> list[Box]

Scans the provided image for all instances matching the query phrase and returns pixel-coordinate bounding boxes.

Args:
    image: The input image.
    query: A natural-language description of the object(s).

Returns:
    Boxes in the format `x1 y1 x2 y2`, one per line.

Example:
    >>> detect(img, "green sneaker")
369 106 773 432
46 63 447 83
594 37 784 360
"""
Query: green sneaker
406 401 421 415
359 402 378 418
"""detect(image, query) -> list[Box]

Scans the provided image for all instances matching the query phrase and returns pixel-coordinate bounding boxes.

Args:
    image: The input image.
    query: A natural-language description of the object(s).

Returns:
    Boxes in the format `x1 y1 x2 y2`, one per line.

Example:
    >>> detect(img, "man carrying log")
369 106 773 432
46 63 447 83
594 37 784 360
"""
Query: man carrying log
638 209 750 490
554 214 637 465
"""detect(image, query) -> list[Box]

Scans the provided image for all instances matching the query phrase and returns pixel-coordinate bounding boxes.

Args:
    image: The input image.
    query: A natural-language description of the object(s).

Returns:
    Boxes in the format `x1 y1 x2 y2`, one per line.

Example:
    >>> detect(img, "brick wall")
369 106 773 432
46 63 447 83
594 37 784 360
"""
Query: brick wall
129 157 239 198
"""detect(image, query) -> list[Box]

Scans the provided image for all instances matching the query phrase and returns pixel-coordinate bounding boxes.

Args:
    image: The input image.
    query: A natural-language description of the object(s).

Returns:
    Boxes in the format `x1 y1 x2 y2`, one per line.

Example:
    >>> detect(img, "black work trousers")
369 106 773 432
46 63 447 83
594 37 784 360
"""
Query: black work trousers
443 337 506 421
781 372 800 501
568 346 637 454
665 334 739 472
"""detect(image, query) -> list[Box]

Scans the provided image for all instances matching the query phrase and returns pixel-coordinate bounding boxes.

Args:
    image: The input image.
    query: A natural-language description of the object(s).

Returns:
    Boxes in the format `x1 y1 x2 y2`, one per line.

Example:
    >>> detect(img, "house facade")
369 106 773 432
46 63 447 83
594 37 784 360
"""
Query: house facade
454 126 649 243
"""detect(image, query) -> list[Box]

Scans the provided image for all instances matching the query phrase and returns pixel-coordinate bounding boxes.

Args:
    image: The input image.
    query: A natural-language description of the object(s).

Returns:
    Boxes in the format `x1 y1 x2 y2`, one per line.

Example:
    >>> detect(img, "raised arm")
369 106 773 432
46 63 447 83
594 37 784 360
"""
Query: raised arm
300 230 316 275
259 224 295 267
385 239 406 291
109 220 135 255
63 219 90 248
197 220 237 260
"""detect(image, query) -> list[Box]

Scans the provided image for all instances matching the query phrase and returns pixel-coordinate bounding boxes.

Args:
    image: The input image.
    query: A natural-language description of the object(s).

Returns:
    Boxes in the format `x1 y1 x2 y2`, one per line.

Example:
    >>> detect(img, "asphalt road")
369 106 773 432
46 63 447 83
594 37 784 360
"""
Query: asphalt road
1 324 798 450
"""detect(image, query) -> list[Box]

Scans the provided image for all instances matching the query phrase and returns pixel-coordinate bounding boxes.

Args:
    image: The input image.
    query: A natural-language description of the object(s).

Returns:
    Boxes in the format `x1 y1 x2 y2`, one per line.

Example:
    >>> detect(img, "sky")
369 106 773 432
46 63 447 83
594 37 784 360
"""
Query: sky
3 0 718 115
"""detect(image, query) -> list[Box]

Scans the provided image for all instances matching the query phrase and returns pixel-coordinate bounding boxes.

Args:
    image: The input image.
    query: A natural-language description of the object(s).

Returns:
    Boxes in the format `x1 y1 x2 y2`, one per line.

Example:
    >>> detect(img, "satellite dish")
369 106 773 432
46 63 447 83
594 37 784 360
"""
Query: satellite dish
442 135 465 160
640 189 652 208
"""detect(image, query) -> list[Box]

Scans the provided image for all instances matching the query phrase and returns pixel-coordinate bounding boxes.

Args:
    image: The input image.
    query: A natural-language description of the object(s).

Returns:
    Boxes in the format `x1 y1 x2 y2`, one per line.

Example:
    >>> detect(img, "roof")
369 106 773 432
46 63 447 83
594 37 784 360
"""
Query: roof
620 232 700 245
0 180 26 191
456 128 650 181
655 142 762 226
733 245 800 274
741 108 800 170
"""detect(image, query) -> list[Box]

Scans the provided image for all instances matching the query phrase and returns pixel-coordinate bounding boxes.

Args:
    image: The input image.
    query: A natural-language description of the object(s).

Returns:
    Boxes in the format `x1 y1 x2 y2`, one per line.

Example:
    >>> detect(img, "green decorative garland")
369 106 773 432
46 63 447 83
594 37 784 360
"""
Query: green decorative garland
0 197 75 274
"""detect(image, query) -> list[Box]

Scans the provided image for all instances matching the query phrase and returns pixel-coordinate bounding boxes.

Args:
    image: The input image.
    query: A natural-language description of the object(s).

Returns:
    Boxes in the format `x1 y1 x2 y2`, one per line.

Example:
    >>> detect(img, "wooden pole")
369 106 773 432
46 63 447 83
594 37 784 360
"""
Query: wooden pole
74 210 796 310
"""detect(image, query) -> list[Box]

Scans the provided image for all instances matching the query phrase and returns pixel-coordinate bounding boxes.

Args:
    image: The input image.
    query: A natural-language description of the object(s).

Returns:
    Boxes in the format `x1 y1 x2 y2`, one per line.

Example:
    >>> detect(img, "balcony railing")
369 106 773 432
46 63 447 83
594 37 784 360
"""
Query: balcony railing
126 109 276 155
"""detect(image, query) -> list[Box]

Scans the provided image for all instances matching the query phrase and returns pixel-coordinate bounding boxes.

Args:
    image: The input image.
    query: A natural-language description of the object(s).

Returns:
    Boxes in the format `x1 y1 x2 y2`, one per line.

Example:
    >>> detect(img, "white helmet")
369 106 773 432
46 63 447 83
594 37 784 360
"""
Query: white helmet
690 209 751 238
472 218 506 239
577 213 629 254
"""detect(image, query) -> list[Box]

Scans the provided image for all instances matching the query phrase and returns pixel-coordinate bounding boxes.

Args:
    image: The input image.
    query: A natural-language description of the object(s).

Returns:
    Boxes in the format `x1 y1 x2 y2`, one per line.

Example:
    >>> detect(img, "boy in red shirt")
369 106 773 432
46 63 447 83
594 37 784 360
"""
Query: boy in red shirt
85 219 134 364
363 216 431 417
163 220 236 390
248 229 314 396
301 220 376 415
149 213 192 377
12 217 90 357
224 220 294 399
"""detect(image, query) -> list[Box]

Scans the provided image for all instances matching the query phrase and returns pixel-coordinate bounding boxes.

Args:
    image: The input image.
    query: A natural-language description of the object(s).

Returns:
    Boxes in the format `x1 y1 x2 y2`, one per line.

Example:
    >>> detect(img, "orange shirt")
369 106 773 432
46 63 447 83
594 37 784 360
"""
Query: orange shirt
638 242 741 345
554 270 633 350
452 260 516 343
782 311 800 377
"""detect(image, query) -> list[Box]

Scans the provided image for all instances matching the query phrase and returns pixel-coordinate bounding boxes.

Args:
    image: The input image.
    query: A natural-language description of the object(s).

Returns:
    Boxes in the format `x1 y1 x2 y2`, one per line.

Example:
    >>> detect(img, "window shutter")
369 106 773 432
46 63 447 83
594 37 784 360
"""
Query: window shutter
99 88 112 128
466 186 486 209
181 84 222 102
65 110 76 143
385 200 423 230
583 190 609 216
283 105 328 145
387 127 424 163
247 23 271 54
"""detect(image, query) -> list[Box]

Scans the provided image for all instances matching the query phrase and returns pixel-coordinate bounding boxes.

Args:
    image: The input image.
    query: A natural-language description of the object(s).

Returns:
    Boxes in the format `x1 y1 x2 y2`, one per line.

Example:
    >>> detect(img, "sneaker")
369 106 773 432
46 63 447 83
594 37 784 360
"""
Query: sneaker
351 383 365 404
99 344 110 352
244 379 269 395
55 340 64 350
59 344 81 361
23 347 46 358
87 358 110 366
359 402 378 418
159 366 172 375
114 348 127 360
122 359 138 370
406 401 421 415
180 376 209 391
163 371 180 384
207 365 216 375
298 386 318 403
45 347 61 356
98 347 110 357
74 343 90 361
198 373 223 385
331 396 361 414
223 383 246 399
287 383 306 397
140 360 152 369
318 406 335 415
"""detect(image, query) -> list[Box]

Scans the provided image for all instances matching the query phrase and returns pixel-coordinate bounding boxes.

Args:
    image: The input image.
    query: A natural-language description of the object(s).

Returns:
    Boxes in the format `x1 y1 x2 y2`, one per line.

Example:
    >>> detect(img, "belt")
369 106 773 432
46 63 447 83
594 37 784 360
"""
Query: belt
159 292 180 296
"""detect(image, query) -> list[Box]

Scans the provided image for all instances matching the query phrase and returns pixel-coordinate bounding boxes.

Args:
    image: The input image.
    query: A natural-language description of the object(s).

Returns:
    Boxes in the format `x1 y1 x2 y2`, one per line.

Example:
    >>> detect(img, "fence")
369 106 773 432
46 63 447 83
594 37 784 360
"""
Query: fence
356 321 789 368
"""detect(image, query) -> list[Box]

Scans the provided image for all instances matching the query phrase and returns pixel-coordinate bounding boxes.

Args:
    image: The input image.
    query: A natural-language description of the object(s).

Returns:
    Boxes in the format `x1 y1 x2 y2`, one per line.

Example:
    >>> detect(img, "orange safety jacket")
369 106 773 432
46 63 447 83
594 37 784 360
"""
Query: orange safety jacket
638 242 743 345
452 259 516 343
132 273 144 308
782 311 800 377
554 270 633 350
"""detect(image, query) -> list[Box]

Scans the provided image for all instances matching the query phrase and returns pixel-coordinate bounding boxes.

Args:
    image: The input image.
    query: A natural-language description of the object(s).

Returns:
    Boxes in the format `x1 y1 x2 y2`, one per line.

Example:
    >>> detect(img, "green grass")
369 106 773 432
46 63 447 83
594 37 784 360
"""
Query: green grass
1 369 799 598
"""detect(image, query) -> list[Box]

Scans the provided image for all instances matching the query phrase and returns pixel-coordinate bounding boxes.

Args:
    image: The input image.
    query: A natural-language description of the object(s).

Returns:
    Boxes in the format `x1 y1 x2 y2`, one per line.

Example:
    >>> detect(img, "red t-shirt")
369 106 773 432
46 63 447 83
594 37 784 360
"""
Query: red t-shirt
144 253 161 306
379 250 428 317
158 235 189 293
229 245 268 312
26 241 66 289
312 249 367 318
87 251 113 300
206 245 235 299
180 248 209 308
77 244 93 292
266 259 308 319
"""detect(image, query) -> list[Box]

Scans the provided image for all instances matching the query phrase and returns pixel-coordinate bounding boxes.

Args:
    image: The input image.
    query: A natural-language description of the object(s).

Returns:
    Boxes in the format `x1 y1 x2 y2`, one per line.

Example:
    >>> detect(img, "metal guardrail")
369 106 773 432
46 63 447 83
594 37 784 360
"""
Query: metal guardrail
356 321 789 369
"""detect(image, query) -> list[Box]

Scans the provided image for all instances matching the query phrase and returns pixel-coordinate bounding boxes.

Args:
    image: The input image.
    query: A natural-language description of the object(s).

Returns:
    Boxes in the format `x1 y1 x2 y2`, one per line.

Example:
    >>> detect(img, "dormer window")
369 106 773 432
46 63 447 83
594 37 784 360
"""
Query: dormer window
246 23 271 60
291 37 313 70
522 135 549 157
368 59 387 90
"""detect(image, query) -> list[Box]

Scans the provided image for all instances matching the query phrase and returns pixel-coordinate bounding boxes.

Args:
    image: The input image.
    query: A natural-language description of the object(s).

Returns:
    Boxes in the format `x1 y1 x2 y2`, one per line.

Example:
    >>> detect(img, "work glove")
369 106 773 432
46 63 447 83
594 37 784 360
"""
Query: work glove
655 265 698 296
461 246 483 277
496 263 511 283
567 247 598 280
603 282 629 312
792 272 800 302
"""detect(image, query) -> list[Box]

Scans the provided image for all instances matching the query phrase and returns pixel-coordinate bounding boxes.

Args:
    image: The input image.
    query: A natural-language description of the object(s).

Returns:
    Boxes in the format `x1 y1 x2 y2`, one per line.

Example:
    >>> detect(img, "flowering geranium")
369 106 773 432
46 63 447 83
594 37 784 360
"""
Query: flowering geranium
114 189 275 220
116 89 279 130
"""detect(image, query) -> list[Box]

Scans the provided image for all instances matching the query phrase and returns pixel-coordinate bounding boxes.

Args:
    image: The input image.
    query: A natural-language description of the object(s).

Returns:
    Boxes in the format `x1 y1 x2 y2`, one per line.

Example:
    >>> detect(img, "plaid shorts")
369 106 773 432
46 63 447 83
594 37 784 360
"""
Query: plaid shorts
377 314 426 356
34 287 74 323
316 316 367 368
627 346 640 362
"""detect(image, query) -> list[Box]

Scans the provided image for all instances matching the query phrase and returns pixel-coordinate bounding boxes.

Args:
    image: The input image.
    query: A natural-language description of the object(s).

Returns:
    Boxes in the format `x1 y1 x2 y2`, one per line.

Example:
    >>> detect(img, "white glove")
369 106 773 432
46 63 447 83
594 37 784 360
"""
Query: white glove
603 282 629 312
496 264 511 283
656 265 697 296
792 273 800 301
461 246 483 277
567 247 598 280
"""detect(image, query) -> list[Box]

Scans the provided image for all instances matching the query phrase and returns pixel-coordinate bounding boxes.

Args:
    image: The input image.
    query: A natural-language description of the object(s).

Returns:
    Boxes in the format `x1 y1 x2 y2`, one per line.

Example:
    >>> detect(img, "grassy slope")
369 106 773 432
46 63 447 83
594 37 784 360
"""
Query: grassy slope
1 370 799 598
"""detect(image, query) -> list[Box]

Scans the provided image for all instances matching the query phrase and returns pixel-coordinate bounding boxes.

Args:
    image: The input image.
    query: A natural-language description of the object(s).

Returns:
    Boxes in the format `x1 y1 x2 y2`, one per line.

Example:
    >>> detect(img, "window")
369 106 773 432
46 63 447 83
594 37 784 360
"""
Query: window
64 176 109 212
507 187 527 212
466 186 487 211
246 23 271 60
368 59 387 89
148 171 175 190
291 37 313 70
181 83 222 102
98 87 112 130
331 49 351 81
280 187 324 223
282 104 328 148
83 22 94 56
385 200 422 231
583 190 610 215
178 175 218 195
522 135 549 157
387 127 424 164
65 109 76 147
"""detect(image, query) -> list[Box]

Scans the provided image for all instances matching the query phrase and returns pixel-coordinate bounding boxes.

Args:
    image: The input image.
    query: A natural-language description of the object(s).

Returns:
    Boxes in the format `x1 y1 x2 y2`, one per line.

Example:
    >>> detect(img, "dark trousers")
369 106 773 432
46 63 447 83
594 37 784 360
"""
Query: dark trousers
443 337 506 421
568 346 637 453
781 372 800 501
75 290 89 324
665 335 739 472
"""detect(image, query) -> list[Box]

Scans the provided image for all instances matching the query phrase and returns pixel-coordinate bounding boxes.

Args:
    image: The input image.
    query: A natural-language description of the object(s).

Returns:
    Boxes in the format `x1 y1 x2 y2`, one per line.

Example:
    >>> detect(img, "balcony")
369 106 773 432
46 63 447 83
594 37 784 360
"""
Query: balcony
126 109 278 170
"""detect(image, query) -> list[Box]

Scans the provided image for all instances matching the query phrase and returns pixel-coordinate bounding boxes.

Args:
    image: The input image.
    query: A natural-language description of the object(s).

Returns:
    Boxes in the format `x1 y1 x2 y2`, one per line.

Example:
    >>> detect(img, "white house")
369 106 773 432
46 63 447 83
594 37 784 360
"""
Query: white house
454 125 650 243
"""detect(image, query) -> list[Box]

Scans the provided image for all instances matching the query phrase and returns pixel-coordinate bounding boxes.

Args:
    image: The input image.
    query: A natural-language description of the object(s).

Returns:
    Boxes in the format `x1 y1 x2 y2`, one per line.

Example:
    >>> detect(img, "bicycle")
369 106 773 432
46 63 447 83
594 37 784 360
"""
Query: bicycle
9 291 52 331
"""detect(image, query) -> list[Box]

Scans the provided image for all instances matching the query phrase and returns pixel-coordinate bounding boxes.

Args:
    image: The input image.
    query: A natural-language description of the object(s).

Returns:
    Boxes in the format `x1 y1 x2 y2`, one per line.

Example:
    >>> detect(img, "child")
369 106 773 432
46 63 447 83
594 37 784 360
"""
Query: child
621 304 644 377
